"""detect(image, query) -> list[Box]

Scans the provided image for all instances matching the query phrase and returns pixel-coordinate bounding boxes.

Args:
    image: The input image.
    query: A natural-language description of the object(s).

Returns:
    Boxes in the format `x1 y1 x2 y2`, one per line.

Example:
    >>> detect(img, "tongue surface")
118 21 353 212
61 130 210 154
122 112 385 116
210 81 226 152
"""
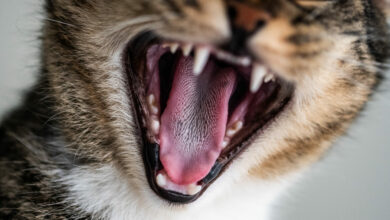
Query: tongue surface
159 56 236 185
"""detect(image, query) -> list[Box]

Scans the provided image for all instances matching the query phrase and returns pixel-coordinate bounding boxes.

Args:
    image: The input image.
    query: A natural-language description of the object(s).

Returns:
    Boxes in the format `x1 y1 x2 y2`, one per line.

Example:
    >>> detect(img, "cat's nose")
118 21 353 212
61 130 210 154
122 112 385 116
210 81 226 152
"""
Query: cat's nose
223 1 270 56
229 1 270 33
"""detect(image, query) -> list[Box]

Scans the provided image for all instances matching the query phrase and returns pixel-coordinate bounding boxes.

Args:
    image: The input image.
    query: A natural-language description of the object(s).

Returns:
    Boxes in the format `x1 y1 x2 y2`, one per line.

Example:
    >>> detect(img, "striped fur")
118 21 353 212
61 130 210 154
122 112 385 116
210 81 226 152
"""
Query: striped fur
0 0 389 219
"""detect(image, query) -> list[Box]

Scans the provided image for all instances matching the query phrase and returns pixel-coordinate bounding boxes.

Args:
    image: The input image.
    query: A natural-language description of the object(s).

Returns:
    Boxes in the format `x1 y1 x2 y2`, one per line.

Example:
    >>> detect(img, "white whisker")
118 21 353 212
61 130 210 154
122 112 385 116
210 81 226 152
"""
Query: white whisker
44 18 76 27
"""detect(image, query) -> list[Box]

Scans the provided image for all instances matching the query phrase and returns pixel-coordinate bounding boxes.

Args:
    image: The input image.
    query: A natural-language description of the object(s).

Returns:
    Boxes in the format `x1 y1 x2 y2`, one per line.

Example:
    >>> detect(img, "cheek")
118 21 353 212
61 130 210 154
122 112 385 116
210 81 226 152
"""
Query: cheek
247 18 299 81
249 18 295 57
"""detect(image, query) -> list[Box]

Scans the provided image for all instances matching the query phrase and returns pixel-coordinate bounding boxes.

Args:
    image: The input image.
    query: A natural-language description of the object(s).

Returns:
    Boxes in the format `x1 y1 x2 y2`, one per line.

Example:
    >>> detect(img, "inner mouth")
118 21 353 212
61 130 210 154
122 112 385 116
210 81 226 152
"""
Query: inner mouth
125 32 293 203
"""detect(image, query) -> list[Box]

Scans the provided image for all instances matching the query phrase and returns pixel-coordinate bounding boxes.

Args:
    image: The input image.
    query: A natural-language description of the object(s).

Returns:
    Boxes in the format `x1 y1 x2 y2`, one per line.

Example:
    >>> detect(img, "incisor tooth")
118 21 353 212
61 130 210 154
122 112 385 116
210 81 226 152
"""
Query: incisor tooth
182 44 193 56
150 119 160 135
250 64 267 93
156 173 167 187
162 43 179 53
150 106 159 115
222 139 229 149
147 94 155 105
226 121 243 137
170 43 179 53
187 184 202 195
147 95 159 115
193 47 210 76
264 73 275 83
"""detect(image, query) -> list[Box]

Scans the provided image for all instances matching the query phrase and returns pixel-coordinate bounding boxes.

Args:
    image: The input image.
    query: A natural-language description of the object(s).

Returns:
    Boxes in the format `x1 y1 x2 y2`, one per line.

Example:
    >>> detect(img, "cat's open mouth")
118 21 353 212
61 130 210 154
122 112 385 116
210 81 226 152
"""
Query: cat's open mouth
124 32 293 203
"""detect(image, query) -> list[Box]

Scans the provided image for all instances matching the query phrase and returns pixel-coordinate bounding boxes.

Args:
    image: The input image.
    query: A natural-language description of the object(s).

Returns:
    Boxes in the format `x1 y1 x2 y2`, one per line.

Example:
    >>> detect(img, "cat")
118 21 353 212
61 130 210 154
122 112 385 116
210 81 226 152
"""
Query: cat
0 0 389 219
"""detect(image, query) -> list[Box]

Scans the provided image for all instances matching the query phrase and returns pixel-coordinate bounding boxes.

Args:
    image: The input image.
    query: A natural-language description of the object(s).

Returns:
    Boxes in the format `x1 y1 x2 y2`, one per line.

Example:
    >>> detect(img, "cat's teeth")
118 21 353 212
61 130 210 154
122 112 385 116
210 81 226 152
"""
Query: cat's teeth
221 138 229 149
193 47 210 76
226 121 243 137
241 57 252 67
147 94 155 105
150 106 159 115
250 63 267 93
187 184 202 195
147 94 159 115
163 43 179 53
170 43 179 53
150 119 160 135
156 173 202 195
156 173 167 187
264 73 275 83
182 43 193 57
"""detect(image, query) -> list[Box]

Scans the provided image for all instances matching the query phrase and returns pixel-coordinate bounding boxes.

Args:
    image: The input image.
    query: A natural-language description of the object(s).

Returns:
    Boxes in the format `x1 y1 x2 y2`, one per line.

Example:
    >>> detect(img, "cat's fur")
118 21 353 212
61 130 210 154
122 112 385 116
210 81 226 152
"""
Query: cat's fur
0 0 389 219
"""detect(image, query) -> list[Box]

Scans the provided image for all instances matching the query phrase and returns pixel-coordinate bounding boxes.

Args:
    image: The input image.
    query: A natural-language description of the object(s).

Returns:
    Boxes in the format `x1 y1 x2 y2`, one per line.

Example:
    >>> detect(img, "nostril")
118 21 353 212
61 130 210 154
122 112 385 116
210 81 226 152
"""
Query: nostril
228 1 269 33
227 5 238 21
254 20 266 33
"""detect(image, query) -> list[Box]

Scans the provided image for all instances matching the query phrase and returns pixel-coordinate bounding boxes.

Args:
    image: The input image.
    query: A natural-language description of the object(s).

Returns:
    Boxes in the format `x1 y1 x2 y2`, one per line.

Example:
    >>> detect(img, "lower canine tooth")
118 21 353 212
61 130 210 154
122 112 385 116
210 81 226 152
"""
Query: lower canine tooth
156 173 167 187
188 184 202 195
250 64 267 93
193 47 210 76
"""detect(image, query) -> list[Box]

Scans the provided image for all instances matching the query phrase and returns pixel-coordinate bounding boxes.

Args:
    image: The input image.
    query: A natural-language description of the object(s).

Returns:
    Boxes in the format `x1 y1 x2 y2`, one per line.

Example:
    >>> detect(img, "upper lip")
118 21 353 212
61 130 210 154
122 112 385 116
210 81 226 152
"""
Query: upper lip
124 31 294 204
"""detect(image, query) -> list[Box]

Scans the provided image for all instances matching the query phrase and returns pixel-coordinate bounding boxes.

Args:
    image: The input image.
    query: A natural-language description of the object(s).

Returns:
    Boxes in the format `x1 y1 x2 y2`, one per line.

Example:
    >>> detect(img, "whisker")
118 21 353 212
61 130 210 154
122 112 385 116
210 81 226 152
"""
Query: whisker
43 18 76 27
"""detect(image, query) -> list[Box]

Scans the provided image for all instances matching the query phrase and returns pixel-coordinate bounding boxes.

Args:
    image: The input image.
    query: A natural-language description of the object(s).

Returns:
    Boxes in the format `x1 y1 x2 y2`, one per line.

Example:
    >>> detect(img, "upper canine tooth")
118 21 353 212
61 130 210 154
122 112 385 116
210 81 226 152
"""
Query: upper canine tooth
264 73 275 83
250 63 267 93
156 173 167 187
182 43 193 56
193 47 210 76
170 43 179 53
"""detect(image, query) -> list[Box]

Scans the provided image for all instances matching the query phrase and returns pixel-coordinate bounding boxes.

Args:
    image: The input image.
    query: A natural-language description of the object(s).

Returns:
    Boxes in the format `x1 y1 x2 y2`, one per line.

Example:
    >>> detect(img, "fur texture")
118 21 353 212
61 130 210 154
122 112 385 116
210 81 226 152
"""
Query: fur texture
0 0 389 219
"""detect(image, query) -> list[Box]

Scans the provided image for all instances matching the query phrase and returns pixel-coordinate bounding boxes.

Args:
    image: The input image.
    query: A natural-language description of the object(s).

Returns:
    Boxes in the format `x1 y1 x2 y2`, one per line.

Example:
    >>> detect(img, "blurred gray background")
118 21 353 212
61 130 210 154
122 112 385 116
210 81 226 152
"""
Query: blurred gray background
0 1 389 220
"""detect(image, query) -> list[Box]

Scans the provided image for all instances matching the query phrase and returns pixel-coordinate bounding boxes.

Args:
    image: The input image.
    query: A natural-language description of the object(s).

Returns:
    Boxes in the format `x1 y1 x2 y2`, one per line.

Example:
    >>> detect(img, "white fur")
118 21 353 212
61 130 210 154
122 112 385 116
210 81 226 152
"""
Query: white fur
62 164 295 220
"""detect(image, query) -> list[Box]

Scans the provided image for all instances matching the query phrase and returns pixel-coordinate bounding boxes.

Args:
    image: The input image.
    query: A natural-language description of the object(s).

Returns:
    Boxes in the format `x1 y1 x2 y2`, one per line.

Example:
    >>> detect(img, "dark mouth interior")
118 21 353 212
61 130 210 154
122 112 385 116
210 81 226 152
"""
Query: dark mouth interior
125 32 294 204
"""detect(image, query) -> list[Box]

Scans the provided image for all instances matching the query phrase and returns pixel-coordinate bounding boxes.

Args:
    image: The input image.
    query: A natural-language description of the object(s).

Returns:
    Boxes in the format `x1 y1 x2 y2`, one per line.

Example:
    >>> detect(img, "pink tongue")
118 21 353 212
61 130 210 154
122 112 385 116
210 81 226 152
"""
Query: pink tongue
159 56 236 185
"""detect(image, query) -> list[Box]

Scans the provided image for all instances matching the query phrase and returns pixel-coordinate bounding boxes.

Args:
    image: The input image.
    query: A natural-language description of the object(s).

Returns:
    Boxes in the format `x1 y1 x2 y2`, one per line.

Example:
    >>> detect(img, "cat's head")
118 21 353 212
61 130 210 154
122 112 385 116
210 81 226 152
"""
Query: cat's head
43 0 389 206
